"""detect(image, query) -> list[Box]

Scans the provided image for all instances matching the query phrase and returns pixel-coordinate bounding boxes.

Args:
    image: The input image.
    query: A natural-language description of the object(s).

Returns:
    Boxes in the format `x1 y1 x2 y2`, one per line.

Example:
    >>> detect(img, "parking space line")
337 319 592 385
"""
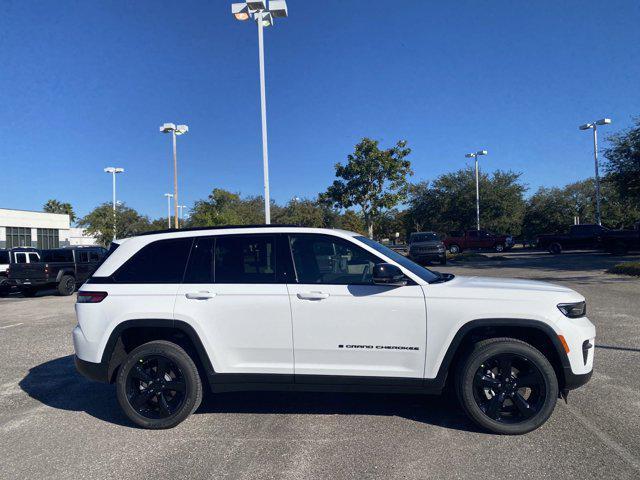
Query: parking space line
564 403 640 472
0 323 23 330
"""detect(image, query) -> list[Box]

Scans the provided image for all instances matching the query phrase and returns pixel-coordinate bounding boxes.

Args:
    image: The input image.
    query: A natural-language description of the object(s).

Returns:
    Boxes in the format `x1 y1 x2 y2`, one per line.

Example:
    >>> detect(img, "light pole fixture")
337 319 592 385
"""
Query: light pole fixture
164 193 174 229
231 0 288 224
465 150 488 230
104 167 124 241
579 118 611 226
160 122 188 229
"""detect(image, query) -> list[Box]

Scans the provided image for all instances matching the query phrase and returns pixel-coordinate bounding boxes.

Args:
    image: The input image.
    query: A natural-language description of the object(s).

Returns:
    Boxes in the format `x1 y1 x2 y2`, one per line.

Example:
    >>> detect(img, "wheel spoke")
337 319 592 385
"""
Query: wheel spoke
158 393 172 416
485 393 505 419
498 357 512 377
155 357 169 378
515 372 541 388
131 389 154 409
131 365 152 383
513 392 534 418
475 372 500 389
165 380 186 392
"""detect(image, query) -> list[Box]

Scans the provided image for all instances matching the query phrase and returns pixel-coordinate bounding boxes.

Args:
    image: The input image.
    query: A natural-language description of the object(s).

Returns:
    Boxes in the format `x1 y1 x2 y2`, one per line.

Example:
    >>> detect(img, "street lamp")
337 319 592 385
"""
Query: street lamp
164 193 174 228
178 205 188 222
231 0 288 224
159 123 188 229
465 150 488 230
104 167 124 240
579 118 611 226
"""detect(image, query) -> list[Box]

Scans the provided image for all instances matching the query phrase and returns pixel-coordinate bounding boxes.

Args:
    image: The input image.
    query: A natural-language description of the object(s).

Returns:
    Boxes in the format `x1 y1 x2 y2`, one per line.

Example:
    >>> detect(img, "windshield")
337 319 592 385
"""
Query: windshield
355 236 439 283
411 233 439 243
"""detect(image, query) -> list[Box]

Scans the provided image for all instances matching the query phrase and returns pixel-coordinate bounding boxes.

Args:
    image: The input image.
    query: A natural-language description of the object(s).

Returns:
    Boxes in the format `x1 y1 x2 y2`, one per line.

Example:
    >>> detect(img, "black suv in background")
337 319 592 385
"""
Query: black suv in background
408 232 447 265
9 246 106 296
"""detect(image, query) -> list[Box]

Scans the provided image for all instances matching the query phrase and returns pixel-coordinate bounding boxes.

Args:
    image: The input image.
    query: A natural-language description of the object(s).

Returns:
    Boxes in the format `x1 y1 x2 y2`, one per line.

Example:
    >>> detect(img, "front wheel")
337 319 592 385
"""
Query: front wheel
494 243 505 253
456 338 558 435
116 340 203 429
548 243 562 254
449 244 461 254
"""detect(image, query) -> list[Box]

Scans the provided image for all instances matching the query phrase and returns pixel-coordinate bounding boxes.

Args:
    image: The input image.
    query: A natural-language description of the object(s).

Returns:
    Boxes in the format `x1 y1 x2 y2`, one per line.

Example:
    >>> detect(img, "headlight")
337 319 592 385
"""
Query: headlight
557 301 586 318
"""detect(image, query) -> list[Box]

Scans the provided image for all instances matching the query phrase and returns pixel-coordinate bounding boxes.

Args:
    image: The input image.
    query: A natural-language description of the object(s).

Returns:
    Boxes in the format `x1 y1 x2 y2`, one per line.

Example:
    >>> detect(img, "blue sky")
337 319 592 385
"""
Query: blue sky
1 0 638 220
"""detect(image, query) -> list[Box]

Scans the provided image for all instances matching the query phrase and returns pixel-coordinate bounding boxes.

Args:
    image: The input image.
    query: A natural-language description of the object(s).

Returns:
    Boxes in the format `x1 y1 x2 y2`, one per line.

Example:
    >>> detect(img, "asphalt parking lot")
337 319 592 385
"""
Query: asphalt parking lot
1 251 639 479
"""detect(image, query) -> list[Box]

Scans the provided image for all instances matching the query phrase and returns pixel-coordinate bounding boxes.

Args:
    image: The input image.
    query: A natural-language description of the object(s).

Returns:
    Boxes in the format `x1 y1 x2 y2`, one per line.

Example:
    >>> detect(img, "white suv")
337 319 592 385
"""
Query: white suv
73 226 595 434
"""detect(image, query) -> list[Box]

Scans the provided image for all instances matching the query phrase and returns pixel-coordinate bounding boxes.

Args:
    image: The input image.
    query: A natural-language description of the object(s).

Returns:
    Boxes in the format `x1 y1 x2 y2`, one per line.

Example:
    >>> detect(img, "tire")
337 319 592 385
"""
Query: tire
22 287 38 297
548 243 562 255
116 340 203 429
439 255 447 265
57 275 76 296
494 243 505 253
456 337 558 435
449 244 461 254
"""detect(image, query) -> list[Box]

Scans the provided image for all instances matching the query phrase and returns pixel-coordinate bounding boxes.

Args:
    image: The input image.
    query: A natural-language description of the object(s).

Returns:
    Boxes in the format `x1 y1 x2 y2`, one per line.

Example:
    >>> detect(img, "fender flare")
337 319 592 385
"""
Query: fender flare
56 270 75 283
428 318 570 389
101 319 215 379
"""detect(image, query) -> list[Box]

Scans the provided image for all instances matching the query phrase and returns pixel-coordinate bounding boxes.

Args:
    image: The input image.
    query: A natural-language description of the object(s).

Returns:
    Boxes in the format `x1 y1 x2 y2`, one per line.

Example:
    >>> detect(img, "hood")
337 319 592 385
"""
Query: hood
453 276 573 294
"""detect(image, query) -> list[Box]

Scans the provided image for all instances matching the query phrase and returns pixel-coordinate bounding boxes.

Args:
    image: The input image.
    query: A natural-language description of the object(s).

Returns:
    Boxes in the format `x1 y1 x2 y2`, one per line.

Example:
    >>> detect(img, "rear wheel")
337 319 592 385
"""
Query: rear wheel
548 243 562 254
57 275 76 296
494 243 505 253
116 340 202 429
456 338 558 435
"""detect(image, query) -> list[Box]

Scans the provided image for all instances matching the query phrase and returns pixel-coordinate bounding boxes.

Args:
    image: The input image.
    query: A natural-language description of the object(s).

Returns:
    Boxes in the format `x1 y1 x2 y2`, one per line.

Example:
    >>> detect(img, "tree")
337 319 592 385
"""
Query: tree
405 169 526 236
322 138 413 238
273 198 326 227
43 199 76 223
187 189 268 227
603 118 640 202
78 202 151 246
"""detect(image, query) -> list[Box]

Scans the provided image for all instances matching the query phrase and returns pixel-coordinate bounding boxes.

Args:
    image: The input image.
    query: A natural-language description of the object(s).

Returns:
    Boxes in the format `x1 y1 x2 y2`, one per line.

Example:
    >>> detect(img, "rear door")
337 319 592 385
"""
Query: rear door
286 233 427 380
174 234 294 379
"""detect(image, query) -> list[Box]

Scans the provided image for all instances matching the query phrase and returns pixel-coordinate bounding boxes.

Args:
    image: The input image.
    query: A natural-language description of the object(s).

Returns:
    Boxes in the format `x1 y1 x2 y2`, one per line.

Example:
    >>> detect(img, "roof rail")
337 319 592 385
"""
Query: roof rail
133 224 301 237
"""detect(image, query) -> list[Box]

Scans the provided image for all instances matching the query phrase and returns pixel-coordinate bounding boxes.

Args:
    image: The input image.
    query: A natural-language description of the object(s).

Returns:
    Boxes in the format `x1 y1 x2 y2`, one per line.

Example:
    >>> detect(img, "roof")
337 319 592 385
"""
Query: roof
134 224 311 237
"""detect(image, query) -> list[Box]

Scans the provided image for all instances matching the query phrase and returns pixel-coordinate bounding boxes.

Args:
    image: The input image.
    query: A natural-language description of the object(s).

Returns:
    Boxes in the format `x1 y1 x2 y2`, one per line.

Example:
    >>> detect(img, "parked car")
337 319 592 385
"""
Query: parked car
536 224 608 254
9 246 106 296
600 224 640 254
444 230 514 254
408 231 446 265
74 226 594 434
1 248 41 293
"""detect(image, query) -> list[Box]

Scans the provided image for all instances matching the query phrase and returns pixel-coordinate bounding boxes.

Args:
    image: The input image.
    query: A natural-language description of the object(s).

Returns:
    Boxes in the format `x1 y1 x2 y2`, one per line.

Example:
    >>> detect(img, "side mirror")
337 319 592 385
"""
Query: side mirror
372 263 407 286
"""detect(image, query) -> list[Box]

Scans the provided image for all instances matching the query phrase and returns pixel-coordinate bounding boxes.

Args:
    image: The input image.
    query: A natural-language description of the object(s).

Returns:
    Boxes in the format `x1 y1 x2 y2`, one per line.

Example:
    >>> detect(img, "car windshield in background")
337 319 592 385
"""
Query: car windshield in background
412 233 439 243
355 236 439 283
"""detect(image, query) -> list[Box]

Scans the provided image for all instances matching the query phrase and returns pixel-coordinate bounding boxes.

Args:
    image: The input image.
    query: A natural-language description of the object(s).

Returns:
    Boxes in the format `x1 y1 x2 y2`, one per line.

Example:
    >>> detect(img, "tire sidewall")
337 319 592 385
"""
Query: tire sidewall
457 340 558 435
116 341 203 429
58 275 76 296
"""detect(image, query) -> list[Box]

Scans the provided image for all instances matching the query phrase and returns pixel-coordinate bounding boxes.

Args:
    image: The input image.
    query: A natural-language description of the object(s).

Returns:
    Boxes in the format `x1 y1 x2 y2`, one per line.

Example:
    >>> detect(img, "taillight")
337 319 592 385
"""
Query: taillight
77 291 108 303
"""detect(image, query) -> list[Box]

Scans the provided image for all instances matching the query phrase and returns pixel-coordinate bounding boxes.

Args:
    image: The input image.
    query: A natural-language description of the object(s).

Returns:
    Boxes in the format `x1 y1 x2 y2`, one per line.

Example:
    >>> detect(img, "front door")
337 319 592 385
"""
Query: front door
286 234 427 380
174 234 294 378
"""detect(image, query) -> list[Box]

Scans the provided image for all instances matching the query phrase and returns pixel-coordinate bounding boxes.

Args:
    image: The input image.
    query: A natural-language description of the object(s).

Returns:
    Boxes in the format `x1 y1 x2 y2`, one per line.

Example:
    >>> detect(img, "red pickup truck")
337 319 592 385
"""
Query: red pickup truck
443 230 514 254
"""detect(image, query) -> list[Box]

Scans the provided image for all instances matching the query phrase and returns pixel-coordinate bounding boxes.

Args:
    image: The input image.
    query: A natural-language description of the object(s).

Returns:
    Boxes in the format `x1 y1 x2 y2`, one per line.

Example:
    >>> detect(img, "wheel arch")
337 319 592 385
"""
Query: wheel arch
434 318 571 390
56 270 76 282
101 319 215 384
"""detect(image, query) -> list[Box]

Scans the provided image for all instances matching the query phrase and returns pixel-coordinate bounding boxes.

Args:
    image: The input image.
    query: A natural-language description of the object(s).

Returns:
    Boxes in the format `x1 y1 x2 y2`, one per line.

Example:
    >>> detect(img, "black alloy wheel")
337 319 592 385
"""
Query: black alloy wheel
457 338 558 435
472 353 545 424
58 275 76 296
125 355 187 420
116 340 202 429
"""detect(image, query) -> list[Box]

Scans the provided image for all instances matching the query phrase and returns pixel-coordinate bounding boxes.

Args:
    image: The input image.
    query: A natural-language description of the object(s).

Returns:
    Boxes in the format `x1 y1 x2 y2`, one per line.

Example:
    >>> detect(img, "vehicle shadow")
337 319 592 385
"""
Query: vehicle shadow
20 355 481 432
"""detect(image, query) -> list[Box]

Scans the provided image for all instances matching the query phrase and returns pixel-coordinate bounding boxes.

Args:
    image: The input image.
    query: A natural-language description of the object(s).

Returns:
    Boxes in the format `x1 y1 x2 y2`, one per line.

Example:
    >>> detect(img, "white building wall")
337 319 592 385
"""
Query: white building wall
68 228 98 246
0 208 71 249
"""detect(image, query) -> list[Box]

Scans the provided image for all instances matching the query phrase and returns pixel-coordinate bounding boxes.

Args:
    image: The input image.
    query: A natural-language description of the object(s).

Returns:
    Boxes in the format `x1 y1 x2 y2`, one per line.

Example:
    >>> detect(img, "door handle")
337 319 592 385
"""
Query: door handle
297 292 329 300
185 291 216 300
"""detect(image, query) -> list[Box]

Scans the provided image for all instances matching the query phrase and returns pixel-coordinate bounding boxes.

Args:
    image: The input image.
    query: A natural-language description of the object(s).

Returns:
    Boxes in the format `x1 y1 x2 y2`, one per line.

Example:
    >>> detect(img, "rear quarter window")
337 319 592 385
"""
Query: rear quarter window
112 238 193 283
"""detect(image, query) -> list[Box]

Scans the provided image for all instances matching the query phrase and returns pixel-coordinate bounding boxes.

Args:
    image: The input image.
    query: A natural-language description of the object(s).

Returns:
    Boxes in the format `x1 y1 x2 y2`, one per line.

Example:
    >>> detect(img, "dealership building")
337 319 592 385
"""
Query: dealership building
0 208 97 249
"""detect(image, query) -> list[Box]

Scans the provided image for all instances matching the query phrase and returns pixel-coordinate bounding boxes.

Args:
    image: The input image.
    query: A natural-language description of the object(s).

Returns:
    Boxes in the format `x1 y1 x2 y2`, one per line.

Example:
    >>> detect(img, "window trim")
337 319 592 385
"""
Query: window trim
287 233 387 286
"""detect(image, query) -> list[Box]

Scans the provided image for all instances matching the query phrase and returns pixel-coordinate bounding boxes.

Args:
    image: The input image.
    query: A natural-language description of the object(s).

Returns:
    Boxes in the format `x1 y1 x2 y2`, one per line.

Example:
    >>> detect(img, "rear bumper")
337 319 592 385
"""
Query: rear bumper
11 279 50 288
75 355 110 383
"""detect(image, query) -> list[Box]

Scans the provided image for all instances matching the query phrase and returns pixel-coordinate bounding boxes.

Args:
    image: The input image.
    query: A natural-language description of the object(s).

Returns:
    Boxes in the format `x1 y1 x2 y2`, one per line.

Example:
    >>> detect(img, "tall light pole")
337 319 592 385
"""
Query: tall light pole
164 193 174 228
160 123 188 229
178 205 187 223
104 167 124 240
231 0 289 224
465 150 488 230
579 118 611 226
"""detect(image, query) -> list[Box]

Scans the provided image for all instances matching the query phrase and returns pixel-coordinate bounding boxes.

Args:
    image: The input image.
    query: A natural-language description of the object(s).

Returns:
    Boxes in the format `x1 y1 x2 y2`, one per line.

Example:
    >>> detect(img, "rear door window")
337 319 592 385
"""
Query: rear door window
112 238 193 283
215 235 277 284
